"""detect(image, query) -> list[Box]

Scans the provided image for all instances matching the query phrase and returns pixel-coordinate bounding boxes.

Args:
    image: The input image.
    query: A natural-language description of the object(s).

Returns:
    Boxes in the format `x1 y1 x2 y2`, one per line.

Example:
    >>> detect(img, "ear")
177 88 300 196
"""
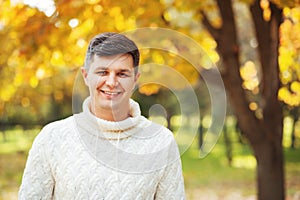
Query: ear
134 72 140 82
81 67 89 86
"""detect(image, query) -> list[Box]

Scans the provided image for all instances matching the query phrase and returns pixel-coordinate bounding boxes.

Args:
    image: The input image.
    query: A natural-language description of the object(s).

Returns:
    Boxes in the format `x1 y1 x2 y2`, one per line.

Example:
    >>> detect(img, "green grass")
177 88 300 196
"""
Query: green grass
0 127 299 199
181 134 257 199
178 126 300 199
0 128 40 200
0 128 39 154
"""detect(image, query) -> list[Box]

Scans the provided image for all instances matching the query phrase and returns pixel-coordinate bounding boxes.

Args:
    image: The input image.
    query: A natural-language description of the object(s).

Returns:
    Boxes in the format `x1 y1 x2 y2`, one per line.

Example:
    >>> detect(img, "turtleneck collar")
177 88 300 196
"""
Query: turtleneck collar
75 96 142 140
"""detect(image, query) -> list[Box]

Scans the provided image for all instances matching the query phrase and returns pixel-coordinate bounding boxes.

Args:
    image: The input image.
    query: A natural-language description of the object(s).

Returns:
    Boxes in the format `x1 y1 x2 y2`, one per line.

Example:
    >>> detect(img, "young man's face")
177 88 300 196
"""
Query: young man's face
82 54 139 119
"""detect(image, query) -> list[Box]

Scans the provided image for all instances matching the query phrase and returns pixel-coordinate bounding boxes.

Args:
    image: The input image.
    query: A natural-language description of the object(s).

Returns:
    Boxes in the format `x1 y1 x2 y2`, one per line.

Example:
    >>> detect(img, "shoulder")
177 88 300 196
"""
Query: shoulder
33 116 74 145
44 116 73 130
137 117 181 171
138 116 176 144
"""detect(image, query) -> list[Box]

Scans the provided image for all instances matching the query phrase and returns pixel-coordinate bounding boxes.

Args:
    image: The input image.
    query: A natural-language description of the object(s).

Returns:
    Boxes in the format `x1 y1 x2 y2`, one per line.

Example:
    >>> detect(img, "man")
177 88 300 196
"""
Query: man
19 32 185 199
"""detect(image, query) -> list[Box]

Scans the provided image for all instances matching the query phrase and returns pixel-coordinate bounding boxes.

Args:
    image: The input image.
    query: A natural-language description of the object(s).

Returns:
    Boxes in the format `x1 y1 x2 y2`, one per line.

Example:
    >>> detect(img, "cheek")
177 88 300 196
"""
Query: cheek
88 75 104 88
120 79 136 91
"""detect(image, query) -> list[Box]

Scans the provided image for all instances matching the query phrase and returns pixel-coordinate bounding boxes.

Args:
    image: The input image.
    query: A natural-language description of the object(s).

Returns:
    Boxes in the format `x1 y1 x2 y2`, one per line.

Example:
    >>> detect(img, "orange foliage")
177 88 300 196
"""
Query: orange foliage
1 0 300 121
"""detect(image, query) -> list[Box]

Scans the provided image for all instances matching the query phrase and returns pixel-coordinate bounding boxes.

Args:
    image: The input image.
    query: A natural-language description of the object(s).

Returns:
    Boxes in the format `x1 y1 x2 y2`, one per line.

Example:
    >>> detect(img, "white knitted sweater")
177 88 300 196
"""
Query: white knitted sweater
19 98 185 200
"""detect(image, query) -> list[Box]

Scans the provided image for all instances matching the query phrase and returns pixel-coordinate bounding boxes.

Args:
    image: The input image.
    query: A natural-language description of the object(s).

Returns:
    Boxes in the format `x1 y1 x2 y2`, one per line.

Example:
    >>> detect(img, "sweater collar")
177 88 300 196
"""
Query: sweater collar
76 97 141 140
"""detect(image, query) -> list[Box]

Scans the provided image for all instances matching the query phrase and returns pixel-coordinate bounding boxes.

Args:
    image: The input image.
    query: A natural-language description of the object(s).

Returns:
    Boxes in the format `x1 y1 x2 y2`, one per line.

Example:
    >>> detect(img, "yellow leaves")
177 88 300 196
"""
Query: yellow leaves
260 0 271 21
76 38 87 48
69 18 95 41
86 0 101 5
280 69 293 85
21 97 31 107
240 61 259 91
82 18 95 30
105 6 136 31
278 82 300 106
173 62 199 87
29 76 39 88
0 1 27 28
249 102 258 111
109 6 122 17
93 5 103 13
7 50 21 67
0 0 152 117
273 0 300 8
139 47 200 94
115 17 126 31
54 90 64 101
163 11 172 22
279 17 300 84
279 46 294 85
152 52 165 65
291 81 300 92
138 52 199 96
36 67 46 79
139 84 161 96
50 50 65 66
240 0 255 5
109 6 124 30
68 18 79 28
13 74 23 87
288 7 300 23
279 47 294 69
0 84 16 102
280 20 300 50
279 7 300 106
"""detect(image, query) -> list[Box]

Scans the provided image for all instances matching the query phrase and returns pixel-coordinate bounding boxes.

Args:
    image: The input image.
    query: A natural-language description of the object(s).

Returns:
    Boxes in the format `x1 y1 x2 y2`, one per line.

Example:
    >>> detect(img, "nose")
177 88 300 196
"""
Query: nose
105 73 118 88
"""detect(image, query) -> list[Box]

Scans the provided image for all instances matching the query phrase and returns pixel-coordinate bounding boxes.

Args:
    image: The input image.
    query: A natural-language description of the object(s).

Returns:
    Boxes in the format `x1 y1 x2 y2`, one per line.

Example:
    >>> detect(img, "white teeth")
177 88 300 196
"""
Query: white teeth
103 91 119 95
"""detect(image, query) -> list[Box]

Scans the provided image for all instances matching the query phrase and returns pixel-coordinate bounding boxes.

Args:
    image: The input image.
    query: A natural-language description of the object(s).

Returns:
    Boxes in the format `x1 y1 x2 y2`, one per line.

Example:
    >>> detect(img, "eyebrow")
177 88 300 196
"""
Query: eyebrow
94 66 108 70
94 67 133 73
118 69 132 73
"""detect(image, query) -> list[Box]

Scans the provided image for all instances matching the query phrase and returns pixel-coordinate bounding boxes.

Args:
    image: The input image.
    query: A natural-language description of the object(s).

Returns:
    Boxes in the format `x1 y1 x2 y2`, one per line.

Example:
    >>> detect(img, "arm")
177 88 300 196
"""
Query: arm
154 133 186 200
18 126 55 200
154 158 186 200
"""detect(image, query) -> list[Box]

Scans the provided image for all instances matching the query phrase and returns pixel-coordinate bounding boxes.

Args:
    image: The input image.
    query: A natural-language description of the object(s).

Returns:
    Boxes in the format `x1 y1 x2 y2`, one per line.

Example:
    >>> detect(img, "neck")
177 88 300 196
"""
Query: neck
90 103 131 122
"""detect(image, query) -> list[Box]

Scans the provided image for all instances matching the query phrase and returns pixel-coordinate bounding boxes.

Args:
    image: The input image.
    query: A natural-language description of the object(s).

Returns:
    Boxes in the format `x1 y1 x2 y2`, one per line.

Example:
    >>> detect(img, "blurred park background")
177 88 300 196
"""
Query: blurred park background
1 0 300 199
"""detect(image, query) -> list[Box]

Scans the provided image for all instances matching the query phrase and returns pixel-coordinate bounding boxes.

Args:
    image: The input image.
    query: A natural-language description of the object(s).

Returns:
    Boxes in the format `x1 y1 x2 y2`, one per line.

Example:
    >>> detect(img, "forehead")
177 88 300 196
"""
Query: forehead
90 54 134 70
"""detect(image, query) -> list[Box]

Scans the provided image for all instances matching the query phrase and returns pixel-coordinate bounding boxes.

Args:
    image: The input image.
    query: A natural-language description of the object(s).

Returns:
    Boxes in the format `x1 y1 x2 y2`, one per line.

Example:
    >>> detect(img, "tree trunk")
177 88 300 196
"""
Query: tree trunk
223 123 233 166
201 0 285 199
1 126 7 142
254 138 285 199
198 117 204 149
166 113 172 131
249 2 285 198
290 108 299 149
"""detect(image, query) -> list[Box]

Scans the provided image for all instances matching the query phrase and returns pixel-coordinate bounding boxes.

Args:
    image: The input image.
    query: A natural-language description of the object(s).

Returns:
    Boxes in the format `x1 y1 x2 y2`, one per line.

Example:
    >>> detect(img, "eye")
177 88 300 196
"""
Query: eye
117 70 132 78
95 70 108 76
118 72 130 77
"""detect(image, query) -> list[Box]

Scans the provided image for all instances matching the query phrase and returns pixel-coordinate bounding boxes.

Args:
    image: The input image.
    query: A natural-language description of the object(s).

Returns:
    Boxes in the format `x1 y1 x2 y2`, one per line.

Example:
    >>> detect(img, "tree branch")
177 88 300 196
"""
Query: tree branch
216 0 234 21
250 0 283 139
199 10 219 39
209 0 264 145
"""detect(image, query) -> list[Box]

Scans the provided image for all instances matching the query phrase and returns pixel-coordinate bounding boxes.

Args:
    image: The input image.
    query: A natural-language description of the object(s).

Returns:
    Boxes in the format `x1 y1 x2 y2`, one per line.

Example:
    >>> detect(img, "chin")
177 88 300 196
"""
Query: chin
98 99 123 109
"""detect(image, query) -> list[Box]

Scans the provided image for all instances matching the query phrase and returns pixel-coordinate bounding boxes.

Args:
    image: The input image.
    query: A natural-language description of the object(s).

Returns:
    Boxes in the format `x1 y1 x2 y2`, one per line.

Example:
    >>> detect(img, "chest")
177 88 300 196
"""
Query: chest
50 134 162 200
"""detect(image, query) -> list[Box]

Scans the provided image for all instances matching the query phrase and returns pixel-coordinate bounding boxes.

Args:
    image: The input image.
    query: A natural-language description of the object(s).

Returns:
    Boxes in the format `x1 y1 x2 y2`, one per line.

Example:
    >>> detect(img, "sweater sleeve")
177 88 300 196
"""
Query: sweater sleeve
154 158 186 200
154 134 186 200
18 125 55 200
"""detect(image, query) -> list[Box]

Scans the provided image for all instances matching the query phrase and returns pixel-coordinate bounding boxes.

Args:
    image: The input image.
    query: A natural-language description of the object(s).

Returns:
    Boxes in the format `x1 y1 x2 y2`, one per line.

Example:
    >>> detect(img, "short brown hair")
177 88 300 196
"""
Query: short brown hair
84 32 140 74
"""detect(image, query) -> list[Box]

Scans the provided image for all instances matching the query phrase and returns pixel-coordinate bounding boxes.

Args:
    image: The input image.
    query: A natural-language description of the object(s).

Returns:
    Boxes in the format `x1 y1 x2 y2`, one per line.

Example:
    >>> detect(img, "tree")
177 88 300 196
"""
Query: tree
160 0 300 199
198 0 288 199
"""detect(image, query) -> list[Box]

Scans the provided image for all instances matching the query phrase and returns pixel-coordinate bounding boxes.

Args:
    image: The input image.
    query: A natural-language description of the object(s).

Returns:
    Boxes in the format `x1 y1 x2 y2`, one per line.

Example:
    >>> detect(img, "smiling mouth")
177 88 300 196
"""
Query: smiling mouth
99 90 122 97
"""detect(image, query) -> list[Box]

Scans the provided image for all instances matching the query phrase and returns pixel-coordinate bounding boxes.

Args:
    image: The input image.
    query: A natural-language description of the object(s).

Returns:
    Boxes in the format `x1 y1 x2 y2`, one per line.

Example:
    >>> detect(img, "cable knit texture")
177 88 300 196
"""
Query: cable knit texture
19 97 185 200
